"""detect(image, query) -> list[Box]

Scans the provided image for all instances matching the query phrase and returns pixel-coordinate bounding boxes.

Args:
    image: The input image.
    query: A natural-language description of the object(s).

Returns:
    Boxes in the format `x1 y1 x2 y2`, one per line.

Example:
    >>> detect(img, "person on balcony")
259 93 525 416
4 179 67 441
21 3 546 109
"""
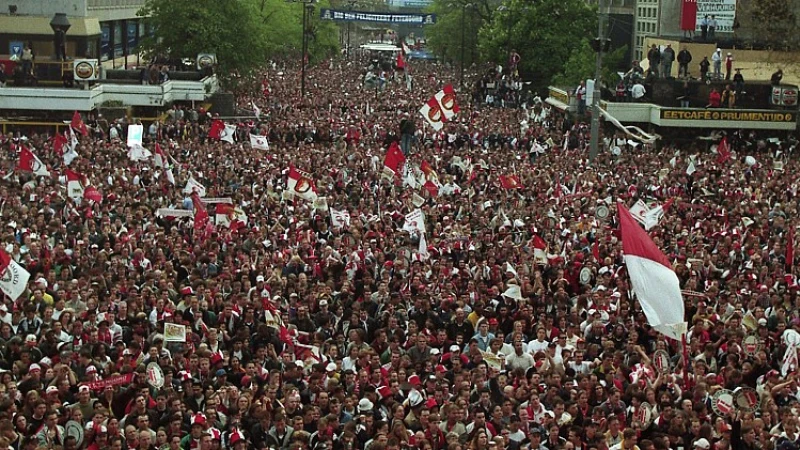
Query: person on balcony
707 88 721 108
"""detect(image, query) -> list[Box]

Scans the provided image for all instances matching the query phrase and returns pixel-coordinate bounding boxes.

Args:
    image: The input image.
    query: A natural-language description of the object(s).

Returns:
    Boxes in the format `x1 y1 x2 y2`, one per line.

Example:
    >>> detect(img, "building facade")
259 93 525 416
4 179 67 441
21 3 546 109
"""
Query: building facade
0 0 146 64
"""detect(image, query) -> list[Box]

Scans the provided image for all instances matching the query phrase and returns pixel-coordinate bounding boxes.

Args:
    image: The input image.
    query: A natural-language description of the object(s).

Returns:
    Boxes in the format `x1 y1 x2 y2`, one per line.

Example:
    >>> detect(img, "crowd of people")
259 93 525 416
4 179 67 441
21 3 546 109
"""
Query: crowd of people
0 51 798 450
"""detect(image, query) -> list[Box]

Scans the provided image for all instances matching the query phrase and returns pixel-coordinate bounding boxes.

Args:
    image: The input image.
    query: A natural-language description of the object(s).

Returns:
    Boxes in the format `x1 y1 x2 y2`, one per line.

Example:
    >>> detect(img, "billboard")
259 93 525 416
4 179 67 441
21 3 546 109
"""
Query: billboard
695 0 736 33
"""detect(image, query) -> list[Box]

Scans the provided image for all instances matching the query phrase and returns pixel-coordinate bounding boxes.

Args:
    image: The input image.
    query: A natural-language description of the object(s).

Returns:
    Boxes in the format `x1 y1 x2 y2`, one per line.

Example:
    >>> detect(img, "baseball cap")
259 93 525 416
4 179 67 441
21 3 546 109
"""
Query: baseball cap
319 299 328 307
46 386 59 395
325 362 337 372
449 345 460 353
694 439 711 449
29 364 41 373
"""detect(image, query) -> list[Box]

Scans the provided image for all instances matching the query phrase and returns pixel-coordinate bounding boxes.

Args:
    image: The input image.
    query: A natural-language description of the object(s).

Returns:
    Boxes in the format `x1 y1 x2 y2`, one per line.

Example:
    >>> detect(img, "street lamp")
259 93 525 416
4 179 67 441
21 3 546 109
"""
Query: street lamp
286 0 316 97
50 12 71 61
345 0 358 59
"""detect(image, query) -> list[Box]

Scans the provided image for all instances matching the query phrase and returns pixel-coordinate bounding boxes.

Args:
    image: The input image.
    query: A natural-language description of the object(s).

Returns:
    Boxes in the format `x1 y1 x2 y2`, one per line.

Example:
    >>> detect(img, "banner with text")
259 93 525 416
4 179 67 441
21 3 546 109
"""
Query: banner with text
320 9 436 24
695 0 736 33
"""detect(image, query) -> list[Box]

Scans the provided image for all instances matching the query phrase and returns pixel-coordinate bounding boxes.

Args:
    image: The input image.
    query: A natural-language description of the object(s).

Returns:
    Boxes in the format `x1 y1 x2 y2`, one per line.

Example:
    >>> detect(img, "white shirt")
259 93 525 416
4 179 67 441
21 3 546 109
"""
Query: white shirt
631 84 646 99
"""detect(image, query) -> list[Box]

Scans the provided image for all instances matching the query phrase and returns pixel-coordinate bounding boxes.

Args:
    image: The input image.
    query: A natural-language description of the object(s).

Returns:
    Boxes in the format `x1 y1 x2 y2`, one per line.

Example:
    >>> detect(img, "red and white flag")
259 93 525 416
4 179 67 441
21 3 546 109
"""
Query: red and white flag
183 176 207 197
419 97 445 131
499 174 522 190
287 167 318 202
215 203 247 230
619 202 686 340
71 111 89 136
65 169 85 200
63 128 79 166
0 248 30 301
18 146 50 177
434 84 460 121
249 134 269 150
383 142 406 178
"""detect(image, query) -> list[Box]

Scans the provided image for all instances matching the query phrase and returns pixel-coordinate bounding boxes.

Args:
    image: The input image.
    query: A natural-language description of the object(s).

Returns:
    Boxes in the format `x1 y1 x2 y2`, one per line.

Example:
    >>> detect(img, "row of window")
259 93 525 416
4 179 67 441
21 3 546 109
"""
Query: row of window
636 21 657 33
636 6 657 18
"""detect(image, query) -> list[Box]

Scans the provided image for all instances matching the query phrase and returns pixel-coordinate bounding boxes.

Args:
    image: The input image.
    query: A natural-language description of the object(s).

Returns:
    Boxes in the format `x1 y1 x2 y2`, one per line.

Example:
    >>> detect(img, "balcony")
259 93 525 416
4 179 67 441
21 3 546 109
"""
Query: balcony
87 0 146 10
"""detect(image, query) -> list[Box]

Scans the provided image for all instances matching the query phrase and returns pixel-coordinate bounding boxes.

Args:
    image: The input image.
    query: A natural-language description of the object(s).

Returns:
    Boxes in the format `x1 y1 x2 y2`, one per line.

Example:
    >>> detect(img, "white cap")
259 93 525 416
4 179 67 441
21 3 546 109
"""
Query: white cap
256 275 265 282
694 439 711 449
325 362 337 372
358 398 374 413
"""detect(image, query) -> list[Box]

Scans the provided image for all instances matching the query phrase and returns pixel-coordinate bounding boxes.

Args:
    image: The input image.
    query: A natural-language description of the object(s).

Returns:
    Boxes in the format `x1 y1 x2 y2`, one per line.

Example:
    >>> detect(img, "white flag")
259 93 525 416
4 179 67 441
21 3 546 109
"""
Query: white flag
249 134 269 150
221 124 236 144
686 160 696 175
252 102 261 120
417 232 430 262
184 176 207 197
628 200 650 226
506 262 519 279
164 168 176 185
402 209 426 234
330 209 351 228
127 144 152 162
0 250 30 301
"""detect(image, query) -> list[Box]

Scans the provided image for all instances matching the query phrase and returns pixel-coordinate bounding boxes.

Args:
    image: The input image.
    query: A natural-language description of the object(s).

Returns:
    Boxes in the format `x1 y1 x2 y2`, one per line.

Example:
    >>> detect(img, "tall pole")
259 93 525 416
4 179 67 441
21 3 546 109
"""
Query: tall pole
589 0 606 163
460 5 466 88
301 3 308 97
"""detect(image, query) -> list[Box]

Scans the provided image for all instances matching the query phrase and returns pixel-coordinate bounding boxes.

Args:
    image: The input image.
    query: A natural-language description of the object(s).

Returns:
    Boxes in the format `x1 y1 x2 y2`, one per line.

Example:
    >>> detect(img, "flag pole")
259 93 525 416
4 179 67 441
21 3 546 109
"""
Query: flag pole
681 332 692 390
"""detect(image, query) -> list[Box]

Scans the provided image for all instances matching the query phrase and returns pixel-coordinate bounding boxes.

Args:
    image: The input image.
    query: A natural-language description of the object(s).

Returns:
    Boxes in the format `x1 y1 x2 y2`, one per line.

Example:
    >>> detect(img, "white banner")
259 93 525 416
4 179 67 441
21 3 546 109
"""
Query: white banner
200 198 234 204
695 0 736 33
127 124 144 148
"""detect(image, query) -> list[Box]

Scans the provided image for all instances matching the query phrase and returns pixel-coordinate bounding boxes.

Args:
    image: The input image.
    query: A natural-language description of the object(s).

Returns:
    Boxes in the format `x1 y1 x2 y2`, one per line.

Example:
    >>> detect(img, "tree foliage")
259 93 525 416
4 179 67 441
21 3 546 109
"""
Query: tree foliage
745 0 800 49
138 0 340 79
552 39 628 89
425 0 485 67
478 0 596 90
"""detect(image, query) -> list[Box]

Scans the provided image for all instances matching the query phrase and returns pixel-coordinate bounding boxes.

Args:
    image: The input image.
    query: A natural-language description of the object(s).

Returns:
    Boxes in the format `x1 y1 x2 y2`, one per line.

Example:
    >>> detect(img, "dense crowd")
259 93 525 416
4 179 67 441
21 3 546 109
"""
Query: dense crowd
0 53 798 450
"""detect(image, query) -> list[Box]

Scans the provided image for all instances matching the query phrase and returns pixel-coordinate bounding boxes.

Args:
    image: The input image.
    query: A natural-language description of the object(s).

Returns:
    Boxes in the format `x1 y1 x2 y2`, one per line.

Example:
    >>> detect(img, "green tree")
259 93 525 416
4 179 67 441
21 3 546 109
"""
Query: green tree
139 0 341 79
425 0 490 67
478 0 596 92
552 39 628 89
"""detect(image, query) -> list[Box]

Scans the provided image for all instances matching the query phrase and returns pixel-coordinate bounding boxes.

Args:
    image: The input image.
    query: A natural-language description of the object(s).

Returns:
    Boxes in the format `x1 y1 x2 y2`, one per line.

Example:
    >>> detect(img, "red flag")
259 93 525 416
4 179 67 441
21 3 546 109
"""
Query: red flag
84 185 103 203
53 133 68 156
383 142 406 177
592 239 600 261
681 0 698 31
499 174 522 190
716 137 731 164
396 52 406 71
787 228 795 272
423 180 439 197
71 111 88 136
191 193 209 231
208 120 225 140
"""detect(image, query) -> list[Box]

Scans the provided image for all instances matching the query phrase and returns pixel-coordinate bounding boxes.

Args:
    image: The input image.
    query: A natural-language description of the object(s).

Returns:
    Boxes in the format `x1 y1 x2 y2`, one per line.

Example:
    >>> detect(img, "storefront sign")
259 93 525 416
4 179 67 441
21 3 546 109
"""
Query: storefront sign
320 9 436 24
660 109 796 123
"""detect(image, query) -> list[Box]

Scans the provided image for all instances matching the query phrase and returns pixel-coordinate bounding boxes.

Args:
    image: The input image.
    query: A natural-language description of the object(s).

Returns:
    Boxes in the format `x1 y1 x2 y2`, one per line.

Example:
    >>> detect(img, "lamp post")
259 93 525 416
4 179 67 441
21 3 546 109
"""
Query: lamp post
346 0 358 59
589 0 610 163
50 13 71 61
287 0 316 97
